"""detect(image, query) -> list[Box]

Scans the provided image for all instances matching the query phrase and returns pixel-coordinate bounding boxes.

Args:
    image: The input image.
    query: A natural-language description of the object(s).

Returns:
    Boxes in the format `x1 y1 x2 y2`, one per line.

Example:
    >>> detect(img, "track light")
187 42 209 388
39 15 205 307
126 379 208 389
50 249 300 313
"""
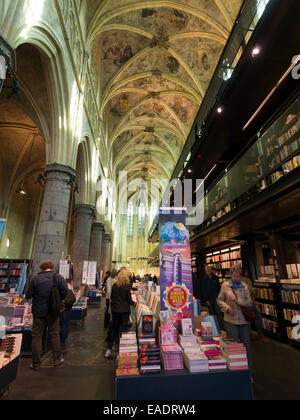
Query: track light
252 47 261 57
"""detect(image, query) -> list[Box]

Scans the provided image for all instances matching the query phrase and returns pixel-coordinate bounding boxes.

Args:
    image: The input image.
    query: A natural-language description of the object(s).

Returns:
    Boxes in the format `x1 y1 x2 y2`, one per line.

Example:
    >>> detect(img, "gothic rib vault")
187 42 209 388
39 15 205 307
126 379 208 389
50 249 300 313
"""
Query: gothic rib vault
88 0 243 197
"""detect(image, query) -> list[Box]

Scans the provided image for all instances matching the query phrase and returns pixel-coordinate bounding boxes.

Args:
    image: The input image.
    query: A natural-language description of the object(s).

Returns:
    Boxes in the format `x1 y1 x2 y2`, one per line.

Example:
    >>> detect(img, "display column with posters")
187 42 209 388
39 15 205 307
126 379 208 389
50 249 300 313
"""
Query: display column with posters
159 208 194 328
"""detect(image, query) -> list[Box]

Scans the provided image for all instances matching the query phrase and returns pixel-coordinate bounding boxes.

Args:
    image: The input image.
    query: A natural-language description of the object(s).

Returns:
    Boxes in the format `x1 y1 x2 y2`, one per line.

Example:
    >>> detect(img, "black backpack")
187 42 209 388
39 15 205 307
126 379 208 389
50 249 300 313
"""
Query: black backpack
64 288 76 308
49 274 64 316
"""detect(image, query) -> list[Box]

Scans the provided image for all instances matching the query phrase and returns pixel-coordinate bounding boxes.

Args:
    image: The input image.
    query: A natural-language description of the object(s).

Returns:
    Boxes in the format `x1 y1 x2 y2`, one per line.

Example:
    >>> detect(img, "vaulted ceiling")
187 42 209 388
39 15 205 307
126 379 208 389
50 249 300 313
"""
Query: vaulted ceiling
88 0 243 190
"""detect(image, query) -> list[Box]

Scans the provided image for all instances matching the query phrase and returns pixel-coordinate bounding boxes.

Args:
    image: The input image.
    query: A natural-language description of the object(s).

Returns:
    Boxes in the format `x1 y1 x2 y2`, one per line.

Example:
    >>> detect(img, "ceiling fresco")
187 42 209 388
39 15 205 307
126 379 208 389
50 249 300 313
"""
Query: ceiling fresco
89 0 243 192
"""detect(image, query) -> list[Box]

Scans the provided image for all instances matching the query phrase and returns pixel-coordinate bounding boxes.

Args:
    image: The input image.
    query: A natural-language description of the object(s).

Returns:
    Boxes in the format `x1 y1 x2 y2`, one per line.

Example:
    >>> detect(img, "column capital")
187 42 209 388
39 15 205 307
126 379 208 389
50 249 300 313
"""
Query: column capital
92 222 105 232
45 162 77 178
75 204 96 217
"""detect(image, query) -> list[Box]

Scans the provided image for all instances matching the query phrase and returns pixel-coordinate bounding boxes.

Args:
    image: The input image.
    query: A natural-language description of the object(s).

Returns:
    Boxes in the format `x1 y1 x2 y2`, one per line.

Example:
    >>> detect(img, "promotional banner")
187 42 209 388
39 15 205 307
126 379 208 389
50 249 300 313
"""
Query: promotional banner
59 260 70 280
159 208 194 328
87 261 97 285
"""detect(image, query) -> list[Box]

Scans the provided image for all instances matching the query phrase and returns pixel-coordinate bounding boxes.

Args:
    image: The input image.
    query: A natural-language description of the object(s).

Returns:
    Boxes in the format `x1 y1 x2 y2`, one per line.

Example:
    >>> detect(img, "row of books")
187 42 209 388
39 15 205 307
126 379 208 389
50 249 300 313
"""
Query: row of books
253 287 274 301
286 264 300 280
283 308 300 322
255 302 277 318
262 318 278 334
0 263 9 270
206 250 241 263
286 327 300 342
207 260 242 270
279 138 300 162
260 265 275 276
281 289 300 305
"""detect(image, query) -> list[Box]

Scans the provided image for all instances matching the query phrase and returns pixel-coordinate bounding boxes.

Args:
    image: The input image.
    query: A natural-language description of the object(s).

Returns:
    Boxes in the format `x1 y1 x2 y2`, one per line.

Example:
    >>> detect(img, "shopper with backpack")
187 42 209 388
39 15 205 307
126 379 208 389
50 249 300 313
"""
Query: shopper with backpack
59 280 76 345
26 260 68 371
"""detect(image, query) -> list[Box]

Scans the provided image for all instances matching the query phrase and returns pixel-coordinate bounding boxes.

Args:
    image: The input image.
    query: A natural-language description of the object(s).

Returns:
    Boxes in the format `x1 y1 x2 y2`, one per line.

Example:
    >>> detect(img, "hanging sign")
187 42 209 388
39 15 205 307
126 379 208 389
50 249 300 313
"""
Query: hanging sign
159 208 194 329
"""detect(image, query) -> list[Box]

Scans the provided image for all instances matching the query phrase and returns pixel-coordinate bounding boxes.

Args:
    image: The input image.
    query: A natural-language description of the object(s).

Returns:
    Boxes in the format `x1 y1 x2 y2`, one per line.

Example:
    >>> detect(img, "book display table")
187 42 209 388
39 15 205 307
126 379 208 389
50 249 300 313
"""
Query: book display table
116 368 253 400
0 356 20 396
70 308 87 322
87 296 101 305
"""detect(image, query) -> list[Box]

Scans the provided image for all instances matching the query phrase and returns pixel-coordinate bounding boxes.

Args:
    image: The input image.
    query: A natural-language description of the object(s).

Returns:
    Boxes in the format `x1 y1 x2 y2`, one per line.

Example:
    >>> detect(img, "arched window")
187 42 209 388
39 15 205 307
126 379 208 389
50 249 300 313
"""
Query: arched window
127 202 134 236
149 202 158 227
138 203 146 237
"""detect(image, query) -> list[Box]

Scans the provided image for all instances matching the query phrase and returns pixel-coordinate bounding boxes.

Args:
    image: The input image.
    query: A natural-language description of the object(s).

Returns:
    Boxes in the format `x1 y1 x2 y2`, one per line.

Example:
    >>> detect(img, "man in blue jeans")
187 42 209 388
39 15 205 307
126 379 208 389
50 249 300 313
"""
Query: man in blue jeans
202 266 224 331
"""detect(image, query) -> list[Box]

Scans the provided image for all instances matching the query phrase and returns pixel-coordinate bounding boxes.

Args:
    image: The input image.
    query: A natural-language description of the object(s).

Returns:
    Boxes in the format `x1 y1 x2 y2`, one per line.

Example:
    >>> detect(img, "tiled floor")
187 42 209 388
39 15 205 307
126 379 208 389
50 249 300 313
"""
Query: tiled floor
3 302 300 400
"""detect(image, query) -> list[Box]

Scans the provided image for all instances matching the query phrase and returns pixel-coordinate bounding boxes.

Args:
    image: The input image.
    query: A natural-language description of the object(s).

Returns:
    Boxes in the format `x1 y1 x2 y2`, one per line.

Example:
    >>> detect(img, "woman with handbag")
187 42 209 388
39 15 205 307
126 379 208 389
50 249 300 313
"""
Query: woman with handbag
217 266 254 371
105 267 135 358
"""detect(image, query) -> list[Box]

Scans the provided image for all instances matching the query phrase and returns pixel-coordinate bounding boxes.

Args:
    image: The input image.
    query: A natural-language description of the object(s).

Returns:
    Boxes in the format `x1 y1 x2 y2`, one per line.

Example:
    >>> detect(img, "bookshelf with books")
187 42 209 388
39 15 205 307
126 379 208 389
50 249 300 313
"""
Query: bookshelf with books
205 245 243 283
0 259 31 293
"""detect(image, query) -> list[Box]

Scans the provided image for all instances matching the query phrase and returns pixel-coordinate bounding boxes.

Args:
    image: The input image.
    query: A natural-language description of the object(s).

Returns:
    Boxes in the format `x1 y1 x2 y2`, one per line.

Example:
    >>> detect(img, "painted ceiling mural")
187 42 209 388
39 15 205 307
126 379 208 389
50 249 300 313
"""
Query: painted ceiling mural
88 0 243 192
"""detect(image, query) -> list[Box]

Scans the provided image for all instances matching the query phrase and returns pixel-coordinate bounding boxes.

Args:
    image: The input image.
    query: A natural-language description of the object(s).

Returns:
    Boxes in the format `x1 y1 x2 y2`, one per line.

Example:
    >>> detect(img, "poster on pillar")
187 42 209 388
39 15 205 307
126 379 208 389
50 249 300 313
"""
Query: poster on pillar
82 261 89 285
87 261 97 286
159 208 194 329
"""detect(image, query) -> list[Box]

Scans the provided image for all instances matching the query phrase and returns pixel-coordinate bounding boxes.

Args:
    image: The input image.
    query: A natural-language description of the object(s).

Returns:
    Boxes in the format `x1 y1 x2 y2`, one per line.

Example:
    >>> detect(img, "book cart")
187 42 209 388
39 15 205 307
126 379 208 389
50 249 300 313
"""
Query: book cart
115 308 253 401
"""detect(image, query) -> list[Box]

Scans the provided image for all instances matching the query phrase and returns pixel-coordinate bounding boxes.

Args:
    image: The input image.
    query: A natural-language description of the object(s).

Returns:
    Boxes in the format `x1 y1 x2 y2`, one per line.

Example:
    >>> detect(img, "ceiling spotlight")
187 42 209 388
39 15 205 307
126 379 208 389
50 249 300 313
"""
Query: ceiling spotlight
252 47 261 57
217 106 223 114
16 185 26 195
188 169 192 174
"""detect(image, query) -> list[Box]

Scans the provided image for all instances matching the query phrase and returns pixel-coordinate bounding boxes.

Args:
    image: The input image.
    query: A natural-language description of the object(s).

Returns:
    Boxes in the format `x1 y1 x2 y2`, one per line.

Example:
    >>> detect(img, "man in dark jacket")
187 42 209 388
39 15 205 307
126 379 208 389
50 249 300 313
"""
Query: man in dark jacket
26 260 68 370
202 266 224 330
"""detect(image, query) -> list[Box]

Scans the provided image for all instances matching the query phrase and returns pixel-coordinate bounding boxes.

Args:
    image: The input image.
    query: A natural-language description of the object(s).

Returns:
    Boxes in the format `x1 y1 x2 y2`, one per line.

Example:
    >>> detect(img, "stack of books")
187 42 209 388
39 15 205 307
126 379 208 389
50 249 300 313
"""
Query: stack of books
138 314 161 374
183 350 209 373
203 346 227 371
220 338 249 371
161 344 184 371
159 325 178 346
140 343 161 374
116 333 139 376
179 334 199 352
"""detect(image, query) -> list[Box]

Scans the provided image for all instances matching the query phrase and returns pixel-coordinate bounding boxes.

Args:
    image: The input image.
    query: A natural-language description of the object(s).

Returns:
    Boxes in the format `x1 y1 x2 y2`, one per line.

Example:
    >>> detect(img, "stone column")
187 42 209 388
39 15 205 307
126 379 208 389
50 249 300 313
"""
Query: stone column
32 163 76 275
73 204 95 286
89 222 105 272
101 233 111 275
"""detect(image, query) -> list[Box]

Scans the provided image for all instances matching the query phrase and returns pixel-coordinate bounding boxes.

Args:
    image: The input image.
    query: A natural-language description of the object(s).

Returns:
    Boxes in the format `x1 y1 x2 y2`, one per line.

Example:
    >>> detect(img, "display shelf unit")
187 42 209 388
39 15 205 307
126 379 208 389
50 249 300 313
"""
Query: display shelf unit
253 281 300 349
0 259 31 293
205 245 243 283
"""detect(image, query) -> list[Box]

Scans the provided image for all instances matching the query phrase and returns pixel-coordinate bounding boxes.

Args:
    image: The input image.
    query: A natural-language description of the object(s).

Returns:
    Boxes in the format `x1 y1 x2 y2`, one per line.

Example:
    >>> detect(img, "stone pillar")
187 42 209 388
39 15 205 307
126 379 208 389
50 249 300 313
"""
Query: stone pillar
32 163 76 275
101 233 111 275
89 222 105 272
73 204 95 286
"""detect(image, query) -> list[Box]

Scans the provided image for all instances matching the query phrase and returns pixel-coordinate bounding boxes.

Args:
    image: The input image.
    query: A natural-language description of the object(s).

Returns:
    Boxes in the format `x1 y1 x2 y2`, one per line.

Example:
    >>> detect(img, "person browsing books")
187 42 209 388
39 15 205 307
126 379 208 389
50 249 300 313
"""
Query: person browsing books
105 267 135 358
217 266 253 371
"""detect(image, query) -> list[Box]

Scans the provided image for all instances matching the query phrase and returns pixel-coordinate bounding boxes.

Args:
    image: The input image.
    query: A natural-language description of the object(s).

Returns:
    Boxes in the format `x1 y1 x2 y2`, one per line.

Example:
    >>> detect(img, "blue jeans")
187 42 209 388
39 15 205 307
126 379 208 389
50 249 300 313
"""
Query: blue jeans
59 307 72 344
